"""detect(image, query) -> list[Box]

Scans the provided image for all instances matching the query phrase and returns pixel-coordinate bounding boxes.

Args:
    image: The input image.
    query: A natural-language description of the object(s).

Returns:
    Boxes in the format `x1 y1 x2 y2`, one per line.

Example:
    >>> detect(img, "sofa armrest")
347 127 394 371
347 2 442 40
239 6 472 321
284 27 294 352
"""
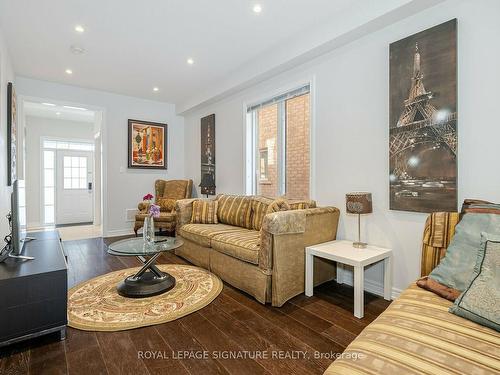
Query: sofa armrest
261 206 340 307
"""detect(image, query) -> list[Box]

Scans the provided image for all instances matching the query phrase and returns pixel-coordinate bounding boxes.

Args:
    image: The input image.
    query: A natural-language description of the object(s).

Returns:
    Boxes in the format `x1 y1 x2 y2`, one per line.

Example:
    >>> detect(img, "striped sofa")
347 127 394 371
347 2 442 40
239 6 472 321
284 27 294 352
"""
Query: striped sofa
175 194 340 307
324 212 500 375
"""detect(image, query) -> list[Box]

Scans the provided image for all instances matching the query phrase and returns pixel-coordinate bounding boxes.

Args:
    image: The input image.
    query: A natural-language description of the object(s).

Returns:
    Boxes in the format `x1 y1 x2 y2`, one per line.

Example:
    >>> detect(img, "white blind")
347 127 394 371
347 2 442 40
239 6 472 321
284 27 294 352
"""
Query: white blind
247 84 310 113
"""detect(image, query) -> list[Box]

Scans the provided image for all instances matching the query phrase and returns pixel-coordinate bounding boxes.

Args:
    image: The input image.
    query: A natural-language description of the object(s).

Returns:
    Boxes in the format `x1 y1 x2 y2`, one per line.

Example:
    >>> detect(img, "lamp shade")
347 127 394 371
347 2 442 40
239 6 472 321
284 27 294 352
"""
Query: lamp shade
346 192 373 214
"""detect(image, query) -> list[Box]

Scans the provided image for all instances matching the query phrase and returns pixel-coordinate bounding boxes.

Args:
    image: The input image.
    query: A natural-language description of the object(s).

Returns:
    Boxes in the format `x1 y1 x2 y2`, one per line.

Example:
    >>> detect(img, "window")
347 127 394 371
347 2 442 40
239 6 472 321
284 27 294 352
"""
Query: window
246 85 310 199
43 150 55 224
64 156 88 189
43 139 94 151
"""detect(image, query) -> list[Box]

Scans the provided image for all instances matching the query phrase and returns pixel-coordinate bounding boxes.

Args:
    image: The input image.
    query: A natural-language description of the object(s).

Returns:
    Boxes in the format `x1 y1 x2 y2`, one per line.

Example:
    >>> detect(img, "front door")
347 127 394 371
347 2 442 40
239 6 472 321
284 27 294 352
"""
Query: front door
56 150 93 225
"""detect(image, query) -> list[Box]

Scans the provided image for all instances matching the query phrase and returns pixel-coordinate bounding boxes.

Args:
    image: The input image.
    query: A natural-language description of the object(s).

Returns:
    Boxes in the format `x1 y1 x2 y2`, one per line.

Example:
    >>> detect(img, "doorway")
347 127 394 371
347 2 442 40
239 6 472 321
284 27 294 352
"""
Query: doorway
22 99 103 241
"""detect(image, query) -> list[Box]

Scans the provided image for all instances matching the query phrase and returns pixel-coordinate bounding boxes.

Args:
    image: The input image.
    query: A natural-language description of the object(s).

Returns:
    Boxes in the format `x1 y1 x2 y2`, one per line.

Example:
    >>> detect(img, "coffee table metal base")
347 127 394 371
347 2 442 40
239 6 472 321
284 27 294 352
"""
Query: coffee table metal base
117 253 176 298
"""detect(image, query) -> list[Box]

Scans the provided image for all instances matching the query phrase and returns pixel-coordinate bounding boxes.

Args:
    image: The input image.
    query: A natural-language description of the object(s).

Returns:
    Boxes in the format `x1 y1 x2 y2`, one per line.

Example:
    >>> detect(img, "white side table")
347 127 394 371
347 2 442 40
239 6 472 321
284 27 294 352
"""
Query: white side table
305 240 393 318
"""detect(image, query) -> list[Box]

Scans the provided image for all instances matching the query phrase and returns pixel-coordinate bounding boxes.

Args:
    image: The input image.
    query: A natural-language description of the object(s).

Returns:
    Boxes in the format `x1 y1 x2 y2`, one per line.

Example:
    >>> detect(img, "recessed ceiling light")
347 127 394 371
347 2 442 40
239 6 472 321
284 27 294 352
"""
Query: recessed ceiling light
65 69 73 75
253 4 262 13
56 112 61 116
74 25 85 33
153 87 159 92
42 102 56 106
187 58 194 65
63 105 87 111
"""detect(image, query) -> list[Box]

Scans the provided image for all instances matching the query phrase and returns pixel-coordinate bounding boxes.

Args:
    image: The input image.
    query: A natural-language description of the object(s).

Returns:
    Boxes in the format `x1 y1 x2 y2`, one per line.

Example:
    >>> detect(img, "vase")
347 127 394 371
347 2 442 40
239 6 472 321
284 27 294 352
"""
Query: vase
143 215 155 245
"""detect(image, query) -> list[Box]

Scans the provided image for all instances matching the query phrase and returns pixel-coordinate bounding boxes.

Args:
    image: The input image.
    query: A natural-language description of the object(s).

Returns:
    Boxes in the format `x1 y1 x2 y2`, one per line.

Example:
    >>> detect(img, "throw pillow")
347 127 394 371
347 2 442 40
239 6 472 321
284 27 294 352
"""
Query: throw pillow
428 213 500 292
250 197 273 231
266 198 291 214
191 200 218 224
157 198 176 212
449 232 500 331
416 276 461 301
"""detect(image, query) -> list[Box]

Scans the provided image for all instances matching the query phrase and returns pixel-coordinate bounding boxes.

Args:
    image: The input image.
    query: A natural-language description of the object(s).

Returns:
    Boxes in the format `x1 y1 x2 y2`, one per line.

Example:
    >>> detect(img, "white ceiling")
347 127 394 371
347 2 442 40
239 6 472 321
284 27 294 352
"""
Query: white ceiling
0 0 442 112
24 101 95 123
0 0 355 103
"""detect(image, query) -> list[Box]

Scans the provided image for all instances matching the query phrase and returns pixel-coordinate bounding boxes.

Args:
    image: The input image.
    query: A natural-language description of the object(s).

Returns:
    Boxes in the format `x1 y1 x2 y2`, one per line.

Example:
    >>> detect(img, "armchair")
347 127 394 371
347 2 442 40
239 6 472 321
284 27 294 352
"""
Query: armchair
134 179 193 236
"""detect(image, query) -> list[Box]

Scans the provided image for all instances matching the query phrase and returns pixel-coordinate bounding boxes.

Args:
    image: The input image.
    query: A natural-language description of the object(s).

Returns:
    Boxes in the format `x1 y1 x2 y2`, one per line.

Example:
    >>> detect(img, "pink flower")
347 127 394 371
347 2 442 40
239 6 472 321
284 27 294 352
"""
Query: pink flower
143 193 153 201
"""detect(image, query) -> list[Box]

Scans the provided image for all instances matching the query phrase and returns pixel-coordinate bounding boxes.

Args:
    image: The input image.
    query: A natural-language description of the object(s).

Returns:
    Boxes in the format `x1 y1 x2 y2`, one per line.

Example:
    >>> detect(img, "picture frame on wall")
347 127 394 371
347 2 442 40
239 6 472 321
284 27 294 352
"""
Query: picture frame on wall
128 119 168 169
389 19 457 213
7 82 17 186
200 114 216 196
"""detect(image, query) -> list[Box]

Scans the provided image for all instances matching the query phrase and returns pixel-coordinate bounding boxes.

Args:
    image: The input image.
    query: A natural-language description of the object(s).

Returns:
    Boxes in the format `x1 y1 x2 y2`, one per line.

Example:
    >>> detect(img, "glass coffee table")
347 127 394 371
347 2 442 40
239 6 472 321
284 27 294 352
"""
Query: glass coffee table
107 237 183 298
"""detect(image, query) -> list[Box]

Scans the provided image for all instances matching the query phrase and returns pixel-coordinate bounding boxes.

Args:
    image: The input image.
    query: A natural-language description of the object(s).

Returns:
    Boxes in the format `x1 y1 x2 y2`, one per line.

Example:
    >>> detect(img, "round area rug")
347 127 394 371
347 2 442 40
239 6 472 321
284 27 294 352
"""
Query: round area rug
68 264 223 331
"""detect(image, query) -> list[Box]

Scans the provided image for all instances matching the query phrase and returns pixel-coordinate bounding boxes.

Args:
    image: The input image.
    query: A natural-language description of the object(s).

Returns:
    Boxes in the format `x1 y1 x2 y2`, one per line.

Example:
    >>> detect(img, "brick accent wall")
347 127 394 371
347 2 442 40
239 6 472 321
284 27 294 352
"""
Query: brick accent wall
258 104 278 197
257 93 310 199
285 94 310 199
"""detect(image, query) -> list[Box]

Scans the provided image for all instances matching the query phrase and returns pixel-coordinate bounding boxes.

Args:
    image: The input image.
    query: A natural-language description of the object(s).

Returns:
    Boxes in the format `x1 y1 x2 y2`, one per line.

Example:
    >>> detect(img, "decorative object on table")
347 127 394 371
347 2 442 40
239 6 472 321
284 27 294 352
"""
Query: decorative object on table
143 196 160 245
128 119 167 169
346 192 373 248
67 264 223 331
200 114 216 196
389 19 457 213
7 82 17 186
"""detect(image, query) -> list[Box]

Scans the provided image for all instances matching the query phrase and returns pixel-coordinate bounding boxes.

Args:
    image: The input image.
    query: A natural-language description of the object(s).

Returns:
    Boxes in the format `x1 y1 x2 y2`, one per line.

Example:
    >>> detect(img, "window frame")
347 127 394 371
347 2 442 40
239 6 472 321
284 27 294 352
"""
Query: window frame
244 81 314 198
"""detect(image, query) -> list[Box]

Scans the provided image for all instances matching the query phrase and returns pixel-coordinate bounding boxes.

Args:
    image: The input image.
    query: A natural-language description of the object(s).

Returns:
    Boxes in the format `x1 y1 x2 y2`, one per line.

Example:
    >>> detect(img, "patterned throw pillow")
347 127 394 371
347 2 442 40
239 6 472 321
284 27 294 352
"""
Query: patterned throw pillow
266 198 291 214
191 200 218 224
157 198 176 212
250 197 273 231
216 194 252 229
449 233 500 331
288 199 317 210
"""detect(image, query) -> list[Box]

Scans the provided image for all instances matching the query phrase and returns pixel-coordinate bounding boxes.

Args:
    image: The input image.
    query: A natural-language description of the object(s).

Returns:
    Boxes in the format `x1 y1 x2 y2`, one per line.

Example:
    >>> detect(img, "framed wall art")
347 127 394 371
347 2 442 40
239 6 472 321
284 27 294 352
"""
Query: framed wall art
200 114 216 196
128 119 168 169
389 19 457 213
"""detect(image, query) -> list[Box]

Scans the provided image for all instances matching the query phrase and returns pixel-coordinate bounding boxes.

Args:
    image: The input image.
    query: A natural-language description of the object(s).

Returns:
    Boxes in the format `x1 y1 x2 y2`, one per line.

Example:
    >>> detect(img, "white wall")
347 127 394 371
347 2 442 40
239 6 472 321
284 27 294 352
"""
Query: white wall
16 77 185 236
183 0 500 296
0 28 15 243
24 115 95 226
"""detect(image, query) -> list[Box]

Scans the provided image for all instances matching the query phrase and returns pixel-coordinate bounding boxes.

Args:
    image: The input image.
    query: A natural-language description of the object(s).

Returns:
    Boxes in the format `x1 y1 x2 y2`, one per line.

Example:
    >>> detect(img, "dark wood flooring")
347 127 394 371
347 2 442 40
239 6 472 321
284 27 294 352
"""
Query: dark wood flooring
0 236 391 375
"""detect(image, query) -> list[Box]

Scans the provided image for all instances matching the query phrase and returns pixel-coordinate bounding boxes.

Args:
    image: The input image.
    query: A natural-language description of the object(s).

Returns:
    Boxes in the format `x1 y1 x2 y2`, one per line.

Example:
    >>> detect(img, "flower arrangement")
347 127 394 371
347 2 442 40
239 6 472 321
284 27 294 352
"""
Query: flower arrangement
142 193 160 218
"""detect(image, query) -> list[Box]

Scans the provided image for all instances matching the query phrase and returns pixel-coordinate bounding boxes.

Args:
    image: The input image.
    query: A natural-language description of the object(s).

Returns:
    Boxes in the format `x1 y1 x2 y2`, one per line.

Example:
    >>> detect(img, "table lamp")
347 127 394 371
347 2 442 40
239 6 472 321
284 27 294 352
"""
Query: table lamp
199 172 216 198
346 192 373 249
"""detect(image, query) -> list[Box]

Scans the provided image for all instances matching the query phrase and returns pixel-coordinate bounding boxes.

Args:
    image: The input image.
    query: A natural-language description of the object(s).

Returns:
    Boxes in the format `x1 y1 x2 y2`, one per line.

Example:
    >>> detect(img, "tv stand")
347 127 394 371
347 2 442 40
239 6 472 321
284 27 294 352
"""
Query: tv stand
0 230 67 347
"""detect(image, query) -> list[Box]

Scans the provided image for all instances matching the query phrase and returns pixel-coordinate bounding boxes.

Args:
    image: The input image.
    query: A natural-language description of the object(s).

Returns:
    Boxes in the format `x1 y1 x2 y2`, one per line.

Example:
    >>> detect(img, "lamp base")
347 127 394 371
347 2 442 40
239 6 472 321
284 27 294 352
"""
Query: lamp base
352 241 367 249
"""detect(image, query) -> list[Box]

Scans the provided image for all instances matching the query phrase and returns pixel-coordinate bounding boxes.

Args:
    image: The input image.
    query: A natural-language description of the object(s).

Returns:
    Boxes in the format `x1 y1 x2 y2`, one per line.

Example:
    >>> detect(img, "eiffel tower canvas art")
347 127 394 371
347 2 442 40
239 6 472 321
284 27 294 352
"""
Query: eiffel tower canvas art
389 19 457 213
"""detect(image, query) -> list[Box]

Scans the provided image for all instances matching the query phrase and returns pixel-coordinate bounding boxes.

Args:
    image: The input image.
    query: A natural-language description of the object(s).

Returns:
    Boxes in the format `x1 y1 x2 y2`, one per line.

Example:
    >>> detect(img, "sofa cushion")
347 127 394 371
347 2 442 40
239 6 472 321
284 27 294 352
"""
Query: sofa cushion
211 230 260 265
250 196 274 231
157 197 176 212
178 223 246 247
191 200 218 224
216 194 253 229
324 283 500 375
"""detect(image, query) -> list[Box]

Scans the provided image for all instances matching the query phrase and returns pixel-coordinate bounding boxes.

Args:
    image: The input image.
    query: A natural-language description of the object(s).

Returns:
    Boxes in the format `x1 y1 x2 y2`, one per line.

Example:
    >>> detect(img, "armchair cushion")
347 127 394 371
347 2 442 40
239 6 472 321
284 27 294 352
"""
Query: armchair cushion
157 197 176 212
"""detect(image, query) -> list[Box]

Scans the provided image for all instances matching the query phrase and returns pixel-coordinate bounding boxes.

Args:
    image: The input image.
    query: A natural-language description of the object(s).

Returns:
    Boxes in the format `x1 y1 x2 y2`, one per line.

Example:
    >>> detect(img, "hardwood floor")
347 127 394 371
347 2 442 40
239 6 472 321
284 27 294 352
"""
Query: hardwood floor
0 237 391 375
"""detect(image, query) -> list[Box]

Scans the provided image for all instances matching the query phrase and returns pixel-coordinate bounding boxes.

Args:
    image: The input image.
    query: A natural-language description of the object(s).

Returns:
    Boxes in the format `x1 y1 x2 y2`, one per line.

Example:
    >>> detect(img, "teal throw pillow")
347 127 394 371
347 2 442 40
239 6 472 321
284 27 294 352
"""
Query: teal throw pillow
429 213 500 291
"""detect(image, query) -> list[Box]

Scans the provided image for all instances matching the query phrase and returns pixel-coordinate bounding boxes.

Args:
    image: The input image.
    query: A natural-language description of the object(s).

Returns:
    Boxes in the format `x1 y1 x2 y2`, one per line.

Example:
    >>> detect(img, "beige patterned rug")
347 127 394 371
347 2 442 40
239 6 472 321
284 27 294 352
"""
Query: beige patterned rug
68 264 223 331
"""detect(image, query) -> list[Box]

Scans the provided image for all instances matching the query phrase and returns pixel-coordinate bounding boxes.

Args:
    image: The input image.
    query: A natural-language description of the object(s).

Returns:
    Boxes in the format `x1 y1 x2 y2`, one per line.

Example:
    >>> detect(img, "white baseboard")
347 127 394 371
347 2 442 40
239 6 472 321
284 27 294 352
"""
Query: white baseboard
104 228 135 238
